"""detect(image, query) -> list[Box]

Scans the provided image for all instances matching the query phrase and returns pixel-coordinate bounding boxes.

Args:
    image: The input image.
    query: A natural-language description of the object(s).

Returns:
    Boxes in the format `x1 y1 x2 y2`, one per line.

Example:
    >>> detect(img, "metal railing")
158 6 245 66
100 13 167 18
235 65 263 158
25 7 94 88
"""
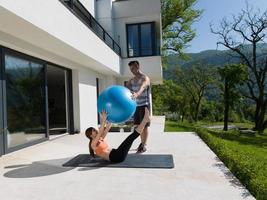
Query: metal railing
60 0 121 56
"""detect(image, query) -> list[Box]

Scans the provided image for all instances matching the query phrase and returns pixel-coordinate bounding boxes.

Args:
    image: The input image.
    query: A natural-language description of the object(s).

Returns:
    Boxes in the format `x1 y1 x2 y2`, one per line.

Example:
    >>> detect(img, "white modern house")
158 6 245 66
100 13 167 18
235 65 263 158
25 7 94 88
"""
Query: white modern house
0 0 162 155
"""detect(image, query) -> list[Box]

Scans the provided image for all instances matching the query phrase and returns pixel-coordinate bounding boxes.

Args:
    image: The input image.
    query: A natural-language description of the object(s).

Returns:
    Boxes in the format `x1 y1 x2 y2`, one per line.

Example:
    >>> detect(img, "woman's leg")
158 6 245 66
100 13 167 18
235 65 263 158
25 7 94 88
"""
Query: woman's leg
109 108 150 163
109 130 139 163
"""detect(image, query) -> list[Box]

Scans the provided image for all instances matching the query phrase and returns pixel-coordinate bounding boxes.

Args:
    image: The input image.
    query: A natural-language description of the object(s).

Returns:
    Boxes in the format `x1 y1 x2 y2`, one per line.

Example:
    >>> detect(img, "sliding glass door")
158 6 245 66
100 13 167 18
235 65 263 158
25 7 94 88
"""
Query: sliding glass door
0 49 4 156
4 51 47 151
47 65 69 135
0 47 74 154
0 87 3 156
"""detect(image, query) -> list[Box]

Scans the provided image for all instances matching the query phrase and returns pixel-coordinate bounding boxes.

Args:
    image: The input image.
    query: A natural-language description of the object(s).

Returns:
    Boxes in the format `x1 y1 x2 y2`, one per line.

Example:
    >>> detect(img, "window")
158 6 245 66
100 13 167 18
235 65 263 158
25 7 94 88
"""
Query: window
5 54 46 148
126 22 156 57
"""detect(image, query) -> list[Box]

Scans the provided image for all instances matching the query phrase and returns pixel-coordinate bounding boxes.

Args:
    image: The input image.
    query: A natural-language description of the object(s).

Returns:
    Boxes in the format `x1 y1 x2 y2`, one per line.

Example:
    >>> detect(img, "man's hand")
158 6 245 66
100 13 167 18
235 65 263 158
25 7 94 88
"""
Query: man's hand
131 92 139 100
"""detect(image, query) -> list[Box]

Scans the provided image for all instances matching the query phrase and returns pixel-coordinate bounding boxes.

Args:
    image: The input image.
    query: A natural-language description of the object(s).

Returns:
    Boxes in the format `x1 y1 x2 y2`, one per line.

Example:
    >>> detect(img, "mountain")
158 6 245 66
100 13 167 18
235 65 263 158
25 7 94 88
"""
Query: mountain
164 43 267 81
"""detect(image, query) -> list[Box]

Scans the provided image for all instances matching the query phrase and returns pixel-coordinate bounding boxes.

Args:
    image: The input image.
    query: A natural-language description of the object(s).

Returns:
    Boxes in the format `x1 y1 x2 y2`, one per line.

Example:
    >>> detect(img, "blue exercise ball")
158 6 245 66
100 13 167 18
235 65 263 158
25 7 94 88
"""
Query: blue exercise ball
97 85 136 123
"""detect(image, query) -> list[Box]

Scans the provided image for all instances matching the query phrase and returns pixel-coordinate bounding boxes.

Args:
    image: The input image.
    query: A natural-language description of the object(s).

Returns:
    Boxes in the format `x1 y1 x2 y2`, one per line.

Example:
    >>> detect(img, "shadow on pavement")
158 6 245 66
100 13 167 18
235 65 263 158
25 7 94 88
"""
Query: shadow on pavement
3 157 75 178
212 157 252 198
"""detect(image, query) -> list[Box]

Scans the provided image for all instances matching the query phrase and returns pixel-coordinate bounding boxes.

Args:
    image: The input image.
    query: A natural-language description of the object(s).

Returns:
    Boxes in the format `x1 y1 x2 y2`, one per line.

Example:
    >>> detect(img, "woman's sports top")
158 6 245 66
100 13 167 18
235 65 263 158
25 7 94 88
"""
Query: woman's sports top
95 140 108 156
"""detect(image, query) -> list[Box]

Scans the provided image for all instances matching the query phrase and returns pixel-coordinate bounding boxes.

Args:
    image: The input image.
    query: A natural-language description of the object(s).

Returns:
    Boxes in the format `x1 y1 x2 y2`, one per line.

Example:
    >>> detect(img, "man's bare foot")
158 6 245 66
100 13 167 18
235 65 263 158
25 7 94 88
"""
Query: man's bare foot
136 143 147 154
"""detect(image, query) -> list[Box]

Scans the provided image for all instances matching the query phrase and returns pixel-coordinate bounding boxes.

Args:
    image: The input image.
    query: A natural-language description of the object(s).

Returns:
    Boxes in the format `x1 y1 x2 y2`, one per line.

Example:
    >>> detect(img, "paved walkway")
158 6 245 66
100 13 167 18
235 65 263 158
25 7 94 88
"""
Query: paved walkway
0 117 255 200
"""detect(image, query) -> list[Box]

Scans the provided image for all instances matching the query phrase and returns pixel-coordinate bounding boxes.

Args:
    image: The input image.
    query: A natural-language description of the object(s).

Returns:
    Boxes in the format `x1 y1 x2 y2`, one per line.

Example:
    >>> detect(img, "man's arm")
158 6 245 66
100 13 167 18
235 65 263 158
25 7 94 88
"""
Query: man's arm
125 79 132 90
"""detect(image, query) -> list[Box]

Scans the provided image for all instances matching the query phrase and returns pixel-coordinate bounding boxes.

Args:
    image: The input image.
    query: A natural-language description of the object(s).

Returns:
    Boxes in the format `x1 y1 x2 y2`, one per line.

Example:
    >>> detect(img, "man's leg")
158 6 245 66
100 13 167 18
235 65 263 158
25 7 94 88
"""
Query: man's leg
133 106 142 152
137 106 150 153
141 127 148 143
137 127 148 153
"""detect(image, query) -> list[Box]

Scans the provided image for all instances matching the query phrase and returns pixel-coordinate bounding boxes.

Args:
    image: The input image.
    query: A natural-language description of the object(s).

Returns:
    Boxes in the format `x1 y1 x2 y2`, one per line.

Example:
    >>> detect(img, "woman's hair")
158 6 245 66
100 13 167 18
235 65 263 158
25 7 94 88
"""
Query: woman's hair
85 127 96 158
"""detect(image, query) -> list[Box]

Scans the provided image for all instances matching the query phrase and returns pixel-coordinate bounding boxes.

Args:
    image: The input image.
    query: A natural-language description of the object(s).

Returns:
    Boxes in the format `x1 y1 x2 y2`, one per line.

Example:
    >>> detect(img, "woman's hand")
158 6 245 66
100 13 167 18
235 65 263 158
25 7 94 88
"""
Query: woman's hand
106 122 112 129
101 110 108 122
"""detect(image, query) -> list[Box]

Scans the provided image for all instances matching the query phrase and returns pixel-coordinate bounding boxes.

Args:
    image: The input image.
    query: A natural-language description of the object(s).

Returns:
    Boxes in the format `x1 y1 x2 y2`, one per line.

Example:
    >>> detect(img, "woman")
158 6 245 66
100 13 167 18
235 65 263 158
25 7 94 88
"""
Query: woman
85 108 150 163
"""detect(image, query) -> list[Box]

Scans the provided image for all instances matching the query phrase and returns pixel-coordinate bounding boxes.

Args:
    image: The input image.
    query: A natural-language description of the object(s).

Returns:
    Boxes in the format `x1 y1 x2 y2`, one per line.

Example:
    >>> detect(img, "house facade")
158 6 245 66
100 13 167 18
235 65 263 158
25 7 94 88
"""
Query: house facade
0 0 162 156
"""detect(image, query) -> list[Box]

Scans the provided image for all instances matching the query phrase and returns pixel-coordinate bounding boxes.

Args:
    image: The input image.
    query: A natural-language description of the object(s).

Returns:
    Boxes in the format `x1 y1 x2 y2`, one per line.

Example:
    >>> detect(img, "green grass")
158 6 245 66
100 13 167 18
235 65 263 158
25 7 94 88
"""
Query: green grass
164 120 195 132
195 121 267 134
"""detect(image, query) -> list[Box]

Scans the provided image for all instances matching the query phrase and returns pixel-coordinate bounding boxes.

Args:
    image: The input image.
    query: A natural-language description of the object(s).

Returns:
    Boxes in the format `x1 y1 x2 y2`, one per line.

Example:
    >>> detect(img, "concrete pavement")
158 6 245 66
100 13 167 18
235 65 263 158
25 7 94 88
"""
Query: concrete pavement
0 116 255 200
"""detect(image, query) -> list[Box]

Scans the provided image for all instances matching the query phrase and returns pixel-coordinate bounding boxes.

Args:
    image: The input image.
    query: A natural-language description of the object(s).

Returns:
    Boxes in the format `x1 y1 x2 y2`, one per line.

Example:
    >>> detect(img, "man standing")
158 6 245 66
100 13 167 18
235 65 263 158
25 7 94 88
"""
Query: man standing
126 60 150 153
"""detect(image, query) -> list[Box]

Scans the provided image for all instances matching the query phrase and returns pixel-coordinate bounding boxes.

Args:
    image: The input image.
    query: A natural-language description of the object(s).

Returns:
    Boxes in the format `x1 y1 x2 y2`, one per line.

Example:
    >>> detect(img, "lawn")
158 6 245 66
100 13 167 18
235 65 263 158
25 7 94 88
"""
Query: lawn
165 120 267 200
197 121 267 134
164 120 195 132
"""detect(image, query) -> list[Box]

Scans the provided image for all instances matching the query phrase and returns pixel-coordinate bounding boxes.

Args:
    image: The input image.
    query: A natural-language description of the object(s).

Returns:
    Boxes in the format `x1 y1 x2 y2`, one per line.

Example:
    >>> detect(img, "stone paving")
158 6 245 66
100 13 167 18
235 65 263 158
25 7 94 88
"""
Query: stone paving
0 116 255 200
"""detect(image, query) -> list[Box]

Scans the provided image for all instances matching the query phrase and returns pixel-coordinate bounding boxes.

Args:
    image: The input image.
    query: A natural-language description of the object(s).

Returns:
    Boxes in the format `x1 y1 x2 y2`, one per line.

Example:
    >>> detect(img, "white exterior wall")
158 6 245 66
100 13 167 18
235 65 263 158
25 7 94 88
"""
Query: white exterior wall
74 68 98 132
95 0 114 39
80 0 95 17
73 67 117 133
0 0 120 75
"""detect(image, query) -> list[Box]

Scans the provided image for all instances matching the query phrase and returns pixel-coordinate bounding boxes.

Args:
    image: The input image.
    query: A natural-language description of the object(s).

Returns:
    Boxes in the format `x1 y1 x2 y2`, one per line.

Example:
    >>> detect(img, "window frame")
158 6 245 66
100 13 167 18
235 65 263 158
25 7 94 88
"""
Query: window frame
126 22 156 58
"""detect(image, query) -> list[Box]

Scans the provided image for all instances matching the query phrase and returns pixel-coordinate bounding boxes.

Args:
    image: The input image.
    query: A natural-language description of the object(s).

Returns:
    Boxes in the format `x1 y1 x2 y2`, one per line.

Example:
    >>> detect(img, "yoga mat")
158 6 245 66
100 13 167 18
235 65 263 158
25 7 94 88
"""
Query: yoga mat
63 154 174 168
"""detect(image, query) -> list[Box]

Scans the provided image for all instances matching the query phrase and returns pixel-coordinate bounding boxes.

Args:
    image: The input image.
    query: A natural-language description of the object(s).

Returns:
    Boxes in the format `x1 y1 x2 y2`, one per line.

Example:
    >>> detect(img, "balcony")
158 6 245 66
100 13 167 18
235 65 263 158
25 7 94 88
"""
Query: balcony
60 0 121 56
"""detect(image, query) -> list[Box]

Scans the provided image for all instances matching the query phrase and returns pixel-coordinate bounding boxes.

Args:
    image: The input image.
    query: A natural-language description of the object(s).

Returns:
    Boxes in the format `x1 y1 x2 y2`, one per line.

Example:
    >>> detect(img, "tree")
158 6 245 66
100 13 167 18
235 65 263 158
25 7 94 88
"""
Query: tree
152 80 184 116
176 63 215 121
211 4 267 133
218 64 248 131
161 0 202 59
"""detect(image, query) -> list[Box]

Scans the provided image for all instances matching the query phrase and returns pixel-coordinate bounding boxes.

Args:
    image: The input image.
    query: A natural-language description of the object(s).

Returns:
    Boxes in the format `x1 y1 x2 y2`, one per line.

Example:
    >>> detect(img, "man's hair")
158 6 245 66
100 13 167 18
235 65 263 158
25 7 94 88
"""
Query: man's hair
128 60 139 66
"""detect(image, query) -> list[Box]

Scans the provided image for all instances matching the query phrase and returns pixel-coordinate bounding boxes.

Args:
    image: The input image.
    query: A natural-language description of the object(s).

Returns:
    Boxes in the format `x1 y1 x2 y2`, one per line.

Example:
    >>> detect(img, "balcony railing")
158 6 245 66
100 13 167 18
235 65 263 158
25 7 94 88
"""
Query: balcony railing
60 0 121 56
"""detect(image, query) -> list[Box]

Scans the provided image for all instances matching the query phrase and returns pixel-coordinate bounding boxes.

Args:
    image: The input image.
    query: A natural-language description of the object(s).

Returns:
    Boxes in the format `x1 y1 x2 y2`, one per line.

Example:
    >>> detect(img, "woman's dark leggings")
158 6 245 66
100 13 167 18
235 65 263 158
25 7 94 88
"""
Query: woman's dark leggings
109 130 140 163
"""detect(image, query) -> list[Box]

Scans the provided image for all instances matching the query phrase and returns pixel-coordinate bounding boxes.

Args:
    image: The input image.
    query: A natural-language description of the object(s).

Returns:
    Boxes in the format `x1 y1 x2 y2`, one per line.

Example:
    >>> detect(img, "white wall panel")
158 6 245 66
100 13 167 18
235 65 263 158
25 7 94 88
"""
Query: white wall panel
80 0 95 17
0 0 120 75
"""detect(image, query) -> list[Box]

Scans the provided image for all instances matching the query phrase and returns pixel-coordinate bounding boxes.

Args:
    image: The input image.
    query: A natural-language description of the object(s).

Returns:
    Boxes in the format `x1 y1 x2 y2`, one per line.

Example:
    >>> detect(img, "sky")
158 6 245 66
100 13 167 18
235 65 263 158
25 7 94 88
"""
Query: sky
186 0 267 53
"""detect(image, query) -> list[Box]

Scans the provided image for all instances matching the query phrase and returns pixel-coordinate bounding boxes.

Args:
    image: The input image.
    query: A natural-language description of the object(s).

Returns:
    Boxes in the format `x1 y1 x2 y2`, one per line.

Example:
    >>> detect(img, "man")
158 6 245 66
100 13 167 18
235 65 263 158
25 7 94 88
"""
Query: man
126 60 150 153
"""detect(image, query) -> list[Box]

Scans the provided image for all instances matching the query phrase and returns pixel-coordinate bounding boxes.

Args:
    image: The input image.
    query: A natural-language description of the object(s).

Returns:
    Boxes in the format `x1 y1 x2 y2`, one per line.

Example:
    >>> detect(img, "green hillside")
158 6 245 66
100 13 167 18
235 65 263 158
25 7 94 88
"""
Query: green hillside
164 43 267 80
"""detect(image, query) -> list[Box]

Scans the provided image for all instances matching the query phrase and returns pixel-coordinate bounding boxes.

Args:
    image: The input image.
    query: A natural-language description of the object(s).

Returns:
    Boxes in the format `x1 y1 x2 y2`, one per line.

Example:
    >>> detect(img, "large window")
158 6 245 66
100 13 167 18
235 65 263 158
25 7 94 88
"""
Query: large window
0 47 74 155
5 54 46 148
0 49 4 156
126 22 156 57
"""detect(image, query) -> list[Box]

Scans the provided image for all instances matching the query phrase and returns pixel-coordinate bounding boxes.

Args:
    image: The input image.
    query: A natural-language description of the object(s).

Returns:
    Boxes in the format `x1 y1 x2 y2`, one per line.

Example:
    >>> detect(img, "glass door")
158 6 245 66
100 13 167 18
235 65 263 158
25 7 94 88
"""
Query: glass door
4 52 47 152
47 64 69 136
0 49 4 156
0 47 74 155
